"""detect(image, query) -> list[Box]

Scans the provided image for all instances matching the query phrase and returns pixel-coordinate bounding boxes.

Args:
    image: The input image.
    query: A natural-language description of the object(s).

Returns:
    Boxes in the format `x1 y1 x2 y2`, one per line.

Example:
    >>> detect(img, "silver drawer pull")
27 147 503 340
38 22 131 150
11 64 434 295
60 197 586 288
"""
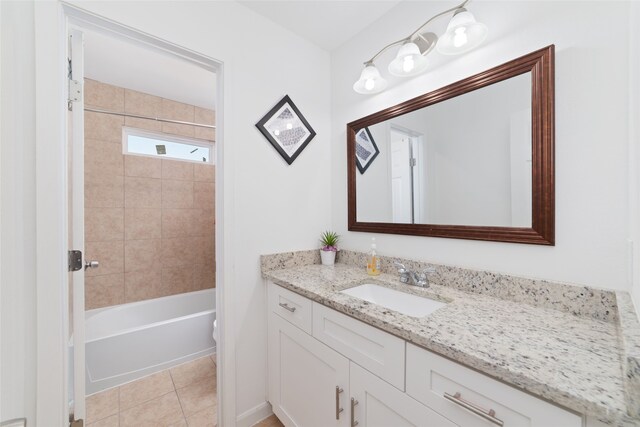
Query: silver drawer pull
350 397 359 427
278 302 296 313
444 392 504 426
335 386 344 419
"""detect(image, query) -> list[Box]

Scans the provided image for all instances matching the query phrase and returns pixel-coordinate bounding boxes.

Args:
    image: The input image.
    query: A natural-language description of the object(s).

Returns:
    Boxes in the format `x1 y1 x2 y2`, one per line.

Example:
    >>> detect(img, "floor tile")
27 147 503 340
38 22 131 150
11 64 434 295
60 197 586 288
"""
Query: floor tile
87 414 119 427
176 377 217 417
253 414 284 427
186 405 217 427
86 387 119 424
170 356 216 389
119 370 175 410
119 391 185 427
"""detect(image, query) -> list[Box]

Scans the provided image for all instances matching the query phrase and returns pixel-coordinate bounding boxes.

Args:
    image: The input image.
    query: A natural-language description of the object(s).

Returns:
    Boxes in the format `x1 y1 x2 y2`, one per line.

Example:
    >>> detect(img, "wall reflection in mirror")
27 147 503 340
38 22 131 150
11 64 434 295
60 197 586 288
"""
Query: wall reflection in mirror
356 72 532 227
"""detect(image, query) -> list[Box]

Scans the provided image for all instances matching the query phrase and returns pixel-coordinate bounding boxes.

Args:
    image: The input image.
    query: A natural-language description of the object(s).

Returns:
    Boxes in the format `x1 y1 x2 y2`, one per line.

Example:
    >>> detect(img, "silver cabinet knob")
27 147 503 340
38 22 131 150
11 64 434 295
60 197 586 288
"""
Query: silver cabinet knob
84 260 99 270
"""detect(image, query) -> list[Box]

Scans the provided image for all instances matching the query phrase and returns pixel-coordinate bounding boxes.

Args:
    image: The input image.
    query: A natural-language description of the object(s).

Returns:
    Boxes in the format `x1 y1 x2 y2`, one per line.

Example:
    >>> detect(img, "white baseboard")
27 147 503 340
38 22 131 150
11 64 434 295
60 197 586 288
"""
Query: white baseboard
236 401 273 427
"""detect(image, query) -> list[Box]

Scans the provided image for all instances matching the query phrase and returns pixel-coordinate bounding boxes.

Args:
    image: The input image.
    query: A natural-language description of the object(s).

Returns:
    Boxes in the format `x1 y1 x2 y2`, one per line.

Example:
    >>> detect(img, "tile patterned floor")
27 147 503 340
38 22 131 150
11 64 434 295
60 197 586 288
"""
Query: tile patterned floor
86 354 217 427
86 354 284 427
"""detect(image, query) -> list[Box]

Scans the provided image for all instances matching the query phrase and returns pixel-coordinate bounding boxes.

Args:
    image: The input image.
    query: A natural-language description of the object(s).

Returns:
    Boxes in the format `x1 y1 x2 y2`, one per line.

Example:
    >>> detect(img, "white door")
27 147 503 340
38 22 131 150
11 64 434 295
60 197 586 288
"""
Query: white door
68 28 87 423
390 130 413 223
350 363 458 427
268 314 350 427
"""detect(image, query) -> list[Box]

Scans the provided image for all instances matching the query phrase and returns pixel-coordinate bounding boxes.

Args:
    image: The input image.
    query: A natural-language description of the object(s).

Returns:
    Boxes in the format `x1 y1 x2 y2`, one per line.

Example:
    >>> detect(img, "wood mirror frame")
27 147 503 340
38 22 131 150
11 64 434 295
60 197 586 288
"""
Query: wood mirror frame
347 45 555 245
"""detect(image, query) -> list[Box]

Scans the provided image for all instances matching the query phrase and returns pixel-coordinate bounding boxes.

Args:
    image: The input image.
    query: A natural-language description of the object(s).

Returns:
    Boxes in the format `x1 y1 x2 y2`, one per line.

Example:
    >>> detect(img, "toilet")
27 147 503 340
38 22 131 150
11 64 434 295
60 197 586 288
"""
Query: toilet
212 319 218 343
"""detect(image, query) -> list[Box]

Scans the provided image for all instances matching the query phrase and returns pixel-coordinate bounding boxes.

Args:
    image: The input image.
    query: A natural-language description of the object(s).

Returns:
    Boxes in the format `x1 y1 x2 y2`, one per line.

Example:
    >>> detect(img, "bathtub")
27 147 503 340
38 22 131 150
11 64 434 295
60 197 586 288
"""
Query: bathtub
81 288 216 395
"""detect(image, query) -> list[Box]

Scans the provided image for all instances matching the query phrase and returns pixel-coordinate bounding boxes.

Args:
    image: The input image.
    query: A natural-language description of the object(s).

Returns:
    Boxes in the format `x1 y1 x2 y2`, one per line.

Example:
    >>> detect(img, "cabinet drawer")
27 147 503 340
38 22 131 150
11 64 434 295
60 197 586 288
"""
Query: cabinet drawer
312 302 405 391
406 343 582 427
268 282 313 334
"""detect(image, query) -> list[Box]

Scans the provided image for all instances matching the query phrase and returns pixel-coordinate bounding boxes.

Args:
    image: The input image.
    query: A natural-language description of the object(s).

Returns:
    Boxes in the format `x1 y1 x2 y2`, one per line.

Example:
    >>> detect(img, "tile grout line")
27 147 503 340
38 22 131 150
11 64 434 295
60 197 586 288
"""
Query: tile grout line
169 366 190 424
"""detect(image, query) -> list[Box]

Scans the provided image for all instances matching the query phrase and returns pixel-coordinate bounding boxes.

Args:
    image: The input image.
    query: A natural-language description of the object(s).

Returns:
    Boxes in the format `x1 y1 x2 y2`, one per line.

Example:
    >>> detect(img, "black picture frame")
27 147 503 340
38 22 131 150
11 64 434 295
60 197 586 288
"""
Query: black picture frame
355 127 379 174
255 95 316 165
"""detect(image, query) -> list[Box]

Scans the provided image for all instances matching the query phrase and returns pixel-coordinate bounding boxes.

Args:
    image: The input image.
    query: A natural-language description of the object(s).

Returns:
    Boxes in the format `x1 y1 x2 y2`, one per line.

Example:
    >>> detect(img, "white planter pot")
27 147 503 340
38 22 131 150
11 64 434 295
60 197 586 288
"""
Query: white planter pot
320 250 336 266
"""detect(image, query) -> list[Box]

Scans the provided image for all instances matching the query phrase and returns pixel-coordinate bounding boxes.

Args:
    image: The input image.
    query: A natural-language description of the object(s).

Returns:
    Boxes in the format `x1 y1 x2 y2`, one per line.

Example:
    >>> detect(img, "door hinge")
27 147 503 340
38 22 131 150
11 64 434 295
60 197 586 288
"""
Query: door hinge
68 250 82 272
409 158 417 167
68 77 82 111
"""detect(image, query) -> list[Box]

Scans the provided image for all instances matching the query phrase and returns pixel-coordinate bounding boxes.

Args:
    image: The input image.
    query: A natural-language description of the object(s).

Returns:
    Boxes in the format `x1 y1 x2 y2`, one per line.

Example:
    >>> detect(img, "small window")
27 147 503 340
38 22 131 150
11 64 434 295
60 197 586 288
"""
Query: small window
123 127 214 163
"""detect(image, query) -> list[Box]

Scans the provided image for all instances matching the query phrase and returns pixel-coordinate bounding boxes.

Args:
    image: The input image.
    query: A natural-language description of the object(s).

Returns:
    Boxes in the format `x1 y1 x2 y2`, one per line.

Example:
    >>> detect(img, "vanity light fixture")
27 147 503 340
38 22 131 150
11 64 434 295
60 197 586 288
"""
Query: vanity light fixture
353 0 487 95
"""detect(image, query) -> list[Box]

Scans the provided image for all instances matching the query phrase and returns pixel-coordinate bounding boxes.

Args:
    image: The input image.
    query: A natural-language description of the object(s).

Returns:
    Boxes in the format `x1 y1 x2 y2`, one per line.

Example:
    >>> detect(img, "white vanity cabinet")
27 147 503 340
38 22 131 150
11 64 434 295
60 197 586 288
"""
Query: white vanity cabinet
350 362 457 427
267 282 588 427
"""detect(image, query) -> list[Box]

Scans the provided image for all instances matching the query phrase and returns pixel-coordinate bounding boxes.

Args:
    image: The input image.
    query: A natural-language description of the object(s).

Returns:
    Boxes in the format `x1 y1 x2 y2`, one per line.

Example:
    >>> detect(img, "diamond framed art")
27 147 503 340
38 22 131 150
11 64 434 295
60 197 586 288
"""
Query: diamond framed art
354 127 379 174
256 95 316 165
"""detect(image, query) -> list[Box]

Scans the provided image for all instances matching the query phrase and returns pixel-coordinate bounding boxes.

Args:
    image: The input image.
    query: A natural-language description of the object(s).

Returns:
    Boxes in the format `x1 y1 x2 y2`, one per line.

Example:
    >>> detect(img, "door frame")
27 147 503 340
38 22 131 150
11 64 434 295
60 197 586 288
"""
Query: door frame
33 2 234 425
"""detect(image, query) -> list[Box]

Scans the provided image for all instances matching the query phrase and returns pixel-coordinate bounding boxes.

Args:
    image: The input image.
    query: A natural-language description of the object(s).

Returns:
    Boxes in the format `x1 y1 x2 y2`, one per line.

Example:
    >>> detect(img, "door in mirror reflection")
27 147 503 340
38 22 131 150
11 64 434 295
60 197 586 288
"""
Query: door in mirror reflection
356 72 533 228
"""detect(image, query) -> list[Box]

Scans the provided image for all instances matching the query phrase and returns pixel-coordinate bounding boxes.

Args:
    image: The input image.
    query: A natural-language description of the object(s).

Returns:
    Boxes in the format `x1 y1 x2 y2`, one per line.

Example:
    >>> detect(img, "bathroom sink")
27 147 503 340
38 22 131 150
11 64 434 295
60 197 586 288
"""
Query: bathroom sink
340 284 446 317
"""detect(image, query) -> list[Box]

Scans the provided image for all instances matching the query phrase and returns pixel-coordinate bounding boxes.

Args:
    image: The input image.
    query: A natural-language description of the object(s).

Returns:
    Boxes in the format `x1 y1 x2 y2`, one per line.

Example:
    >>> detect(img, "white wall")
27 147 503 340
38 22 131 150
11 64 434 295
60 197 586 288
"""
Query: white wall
0 1 38 423
331 1 632 290
630 0 640 317
2 0 332 424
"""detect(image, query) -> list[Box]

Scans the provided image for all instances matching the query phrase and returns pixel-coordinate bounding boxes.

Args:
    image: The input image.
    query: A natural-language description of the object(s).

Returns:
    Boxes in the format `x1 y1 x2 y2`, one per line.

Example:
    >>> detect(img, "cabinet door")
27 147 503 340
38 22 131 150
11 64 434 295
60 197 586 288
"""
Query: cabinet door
350 363 458 427
268 313 350 427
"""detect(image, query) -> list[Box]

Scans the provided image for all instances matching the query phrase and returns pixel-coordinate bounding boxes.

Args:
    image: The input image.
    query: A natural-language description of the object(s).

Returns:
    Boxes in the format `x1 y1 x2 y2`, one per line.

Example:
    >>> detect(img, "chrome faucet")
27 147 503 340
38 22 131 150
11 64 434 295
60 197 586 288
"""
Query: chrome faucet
394 262 436 288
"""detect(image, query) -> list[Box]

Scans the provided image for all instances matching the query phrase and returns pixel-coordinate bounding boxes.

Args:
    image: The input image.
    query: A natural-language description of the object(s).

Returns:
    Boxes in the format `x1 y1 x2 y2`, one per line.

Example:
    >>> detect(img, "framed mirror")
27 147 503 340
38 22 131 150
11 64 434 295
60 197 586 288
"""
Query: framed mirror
347 46 555 245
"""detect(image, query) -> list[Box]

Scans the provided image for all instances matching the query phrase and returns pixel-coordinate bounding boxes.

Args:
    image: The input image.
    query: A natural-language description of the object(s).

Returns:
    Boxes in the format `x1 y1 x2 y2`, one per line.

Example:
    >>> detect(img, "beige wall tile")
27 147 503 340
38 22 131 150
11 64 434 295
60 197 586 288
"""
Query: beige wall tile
85 79 125 112
125 88 162 117
162 159 194 181
119 370 174 411
119 391 184 427
85 111 124 143
161 99 195 138
86 387 119 424
85 138 124 177
125 269 162 303
175 377 216 417
125 239 162 273
161 237 196 267
124 155 161 178
125 208 161 240
194 107 216 141
194 264 215 290
194 163 215 182
125 116 162 132
85 274 125 310
170 356 216 389
193 181 215 210
87 414 119 427
85 174 124 208
124 176 161 208
162 209 196 238
186 405 216 427
193 209 215 238
85 208 124 242
161 265 194 295
192 236 215 265
85 241 124 277
162 179 193 209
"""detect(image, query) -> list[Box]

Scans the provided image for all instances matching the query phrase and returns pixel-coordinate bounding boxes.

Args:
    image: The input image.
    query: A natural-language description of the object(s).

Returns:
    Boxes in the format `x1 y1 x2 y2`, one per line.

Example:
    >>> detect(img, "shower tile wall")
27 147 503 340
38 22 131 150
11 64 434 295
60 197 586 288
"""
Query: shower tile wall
84 79 216 310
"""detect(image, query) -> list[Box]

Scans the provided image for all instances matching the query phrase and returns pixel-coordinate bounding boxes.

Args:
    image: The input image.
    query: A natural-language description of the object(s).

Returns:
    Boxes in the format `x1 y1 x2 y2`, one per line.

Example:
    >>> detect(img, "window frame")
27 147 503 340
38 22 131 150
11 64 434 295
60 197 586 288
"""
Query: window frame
122 126 215 164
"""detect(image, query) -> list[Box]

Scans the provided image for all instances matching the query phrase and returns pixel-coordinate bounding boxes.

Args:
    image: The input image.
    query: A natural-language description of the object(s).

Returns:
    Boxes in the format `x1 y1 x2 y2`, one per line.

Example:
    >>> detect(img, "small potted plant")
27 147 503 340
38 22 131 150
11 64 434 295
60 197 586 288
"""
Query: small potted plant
319 231 340 266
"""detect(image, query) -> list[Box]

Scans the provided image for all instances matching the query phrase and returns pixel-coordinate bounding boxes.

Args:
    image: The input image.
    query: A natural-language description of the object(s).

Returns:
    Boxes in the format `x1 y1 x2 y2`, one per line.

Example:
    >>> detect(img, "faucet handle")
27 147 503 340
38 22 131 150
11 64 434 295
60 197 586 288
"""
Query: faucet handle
394 261 407 273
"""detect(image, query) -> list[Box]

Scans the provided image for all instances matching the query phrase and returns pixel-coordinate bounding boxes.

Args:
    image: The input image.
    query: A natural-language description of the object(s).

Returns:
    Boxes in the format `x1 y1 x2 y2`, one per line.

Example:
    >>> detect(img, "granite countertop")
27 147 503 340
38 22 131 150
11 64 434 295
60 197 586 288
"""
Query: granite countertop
263 262 637 425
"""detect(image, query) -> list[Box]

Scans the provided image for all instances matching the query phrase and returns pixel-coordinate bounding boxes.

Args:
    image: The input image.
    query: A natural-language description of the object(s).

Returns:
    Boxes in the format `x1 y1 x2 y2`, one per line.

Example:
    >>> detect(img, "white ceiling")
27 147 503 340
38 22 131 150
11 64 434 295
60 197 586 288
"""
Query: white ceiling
83 30 217 110
239 0 403 51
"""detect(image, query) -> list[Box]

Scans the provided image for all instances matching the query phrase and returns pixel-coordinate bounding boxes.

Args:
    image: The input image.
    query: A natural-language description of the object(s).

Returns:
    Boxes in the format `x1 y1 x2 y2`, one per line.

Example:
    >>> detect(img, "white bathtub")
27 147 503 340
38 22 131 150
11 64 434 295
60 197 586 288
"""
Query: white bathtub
82 289 216 395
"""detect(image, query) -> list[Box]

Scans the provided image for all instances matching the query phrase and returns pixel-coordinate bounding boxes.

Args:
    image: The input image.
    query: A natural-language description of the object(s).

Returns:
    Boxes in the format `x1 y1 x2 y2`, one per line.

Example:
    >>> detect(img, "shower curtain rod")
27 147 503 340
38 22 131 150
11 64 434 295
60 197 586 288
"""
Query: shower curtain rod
85 106 217 129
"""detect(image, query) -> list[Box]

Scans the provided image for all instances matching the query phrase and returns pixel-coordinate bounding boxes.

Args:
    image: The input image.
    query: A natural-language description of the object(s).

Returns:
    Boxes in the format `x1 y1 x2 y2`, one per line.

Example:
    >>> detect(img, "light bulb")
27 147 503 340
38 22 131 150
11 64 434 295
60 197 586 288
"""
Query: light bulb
402 56 415 73
388 42 428 77
274 129 280 136
286 123 293 130
364 78 375 91
453 27 468 47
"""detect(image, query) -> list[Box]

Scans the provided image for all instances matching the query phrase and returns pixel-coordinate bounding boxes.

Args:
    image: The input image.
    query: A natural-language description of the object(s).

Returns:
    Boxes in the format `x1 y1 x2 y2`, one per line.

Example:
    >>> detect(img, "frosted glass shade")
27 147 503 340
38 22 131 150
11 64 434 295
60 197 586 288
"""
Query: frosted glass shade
437 8 488 55
353 65 388 95
388 42 428 77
